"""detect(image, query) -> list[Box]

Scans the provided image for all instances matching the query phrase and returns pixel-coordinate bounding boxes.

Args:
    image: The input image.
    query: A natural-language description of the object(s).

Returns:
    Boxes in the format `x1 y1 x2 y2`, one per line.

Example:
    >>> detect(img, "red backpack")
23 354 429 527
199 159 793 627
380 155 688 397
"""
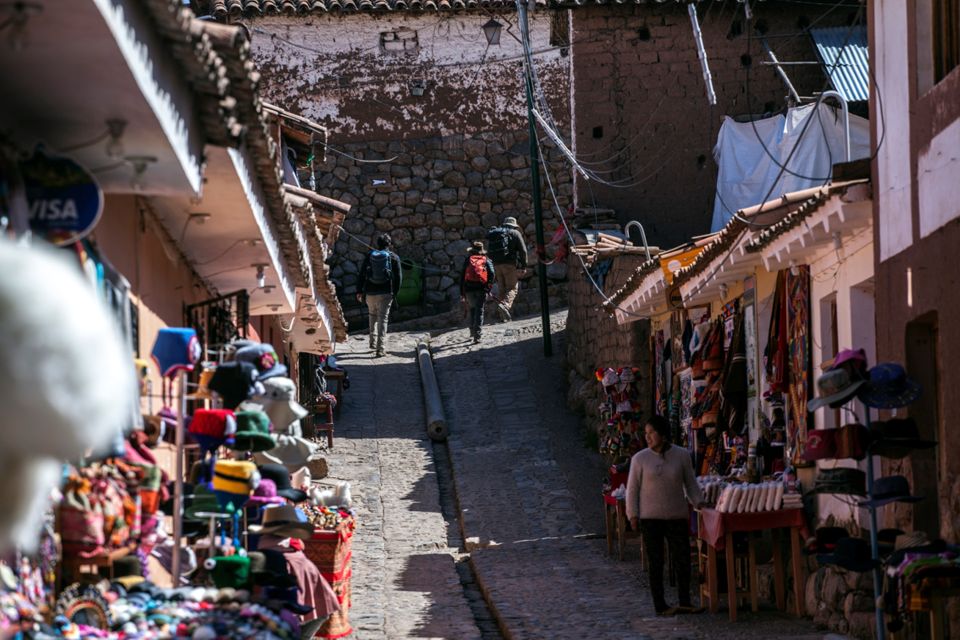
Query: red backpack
465 255 489 284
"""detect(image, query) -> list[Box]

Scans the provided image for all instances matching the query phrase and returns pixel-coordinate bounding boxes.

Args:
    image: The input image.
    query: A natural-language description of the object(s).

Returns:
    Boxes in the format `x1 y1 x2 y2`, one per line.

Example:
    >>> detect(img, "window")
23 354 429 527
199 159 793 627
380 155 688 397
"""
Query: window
380 28 419 54
933 0 960 83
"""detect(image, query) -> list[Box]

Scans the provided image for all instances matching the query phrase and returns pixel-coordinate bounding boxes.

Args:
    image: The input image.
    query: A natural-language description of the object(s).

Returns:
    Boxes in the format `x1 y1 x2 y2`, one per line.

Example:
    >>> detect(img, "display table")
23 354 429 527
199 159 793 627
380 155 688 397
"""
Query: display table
697 507 805 622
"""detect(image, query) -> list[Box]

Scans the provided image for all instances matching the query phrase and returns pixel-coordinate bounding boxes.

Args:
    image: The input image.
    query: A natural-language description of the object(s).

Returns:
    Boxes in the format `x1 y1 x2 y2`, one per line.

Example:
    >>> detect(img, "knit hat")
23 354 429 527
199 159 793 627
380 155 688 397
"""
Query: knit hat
212 460 260 510
234 344 288 382
209 362 260 410
189 409 237 453
204 556 251 590
151 328 201 378
228 411 276 452
249 504 313 540
256 377 308 434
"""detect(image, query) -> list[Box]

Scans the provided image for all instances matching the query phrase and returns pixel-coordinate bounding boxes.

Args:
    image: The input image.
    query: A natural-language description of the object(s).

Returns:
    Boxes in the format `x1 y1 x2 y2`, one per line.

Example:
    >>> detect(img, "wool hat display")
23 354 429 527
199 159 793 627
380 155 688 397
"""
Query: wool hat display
810 468 867 496
502 216 520 228
228 411 276 453
151 328 202 378
256 377 308 434
248 504 313 540
204 556 251 590
807 368 867 411
858 475 923 508
869 418 937 459
212 460 260 510
188 409 237 453
0 240 137 554
208 362 260 410
858 363 922 409
817 537 877 572
257 464 308 503
234 344 288 381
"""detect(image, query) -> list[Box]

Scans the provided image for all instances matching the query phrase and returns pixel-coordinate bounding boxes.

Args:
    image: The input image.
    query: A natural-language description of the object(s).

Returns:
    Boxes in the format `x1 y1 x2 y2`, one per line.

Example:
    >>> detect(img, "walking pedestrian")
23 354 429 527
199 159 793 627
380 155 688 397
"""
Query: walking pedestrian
459 241 495 344
357 233 402 357
625 415 704 616
485 216 527 321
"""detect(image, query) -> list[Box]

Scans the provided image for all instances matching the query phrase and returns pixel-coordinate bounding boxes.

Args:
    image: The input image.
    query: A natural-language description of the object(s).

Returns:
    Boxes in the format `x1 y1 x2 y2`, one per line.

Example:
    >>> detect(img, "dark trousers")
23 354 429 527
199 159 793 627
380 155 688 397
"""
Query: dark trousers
465 289 486 338
640 518 692 610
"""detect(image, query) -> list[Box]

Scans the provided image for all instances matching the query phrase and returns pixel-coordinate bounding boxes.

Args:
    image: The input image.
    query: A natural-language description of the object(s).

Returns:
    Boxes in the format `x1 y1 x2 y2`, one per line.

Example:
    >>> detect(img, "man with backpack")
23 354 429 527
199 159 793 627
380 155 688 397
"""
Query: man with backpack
485 216 527 322
459 241 495 344
357 233 402 357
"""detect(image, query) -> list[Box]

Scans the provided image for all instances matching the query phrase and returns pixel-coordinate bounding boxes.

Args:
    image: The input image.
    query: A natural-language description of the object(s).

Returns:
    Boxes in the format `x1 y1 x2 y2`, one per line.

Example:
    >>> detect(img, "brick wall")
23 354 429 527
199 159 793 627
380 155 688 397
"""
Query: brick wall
565 253 651 425
570 0 856 247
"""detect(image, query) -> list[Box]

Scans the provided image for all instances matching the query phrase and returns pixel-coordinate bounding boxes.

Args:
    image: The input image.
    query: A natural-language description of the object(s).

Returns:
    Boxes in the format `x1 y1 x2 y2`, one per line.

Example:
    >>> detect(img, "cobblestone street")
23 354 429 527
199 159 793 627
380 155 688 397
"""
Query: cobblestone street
325 311 845 640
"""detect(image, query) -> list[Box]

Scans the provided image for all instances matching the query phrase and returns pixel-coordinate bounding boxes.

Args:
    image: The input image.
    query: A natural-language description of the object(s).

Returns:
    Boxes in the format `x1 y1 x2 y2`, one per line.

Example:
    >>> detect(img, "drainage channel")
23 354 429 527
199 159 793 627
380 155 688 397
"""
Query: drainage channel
431 440 504 640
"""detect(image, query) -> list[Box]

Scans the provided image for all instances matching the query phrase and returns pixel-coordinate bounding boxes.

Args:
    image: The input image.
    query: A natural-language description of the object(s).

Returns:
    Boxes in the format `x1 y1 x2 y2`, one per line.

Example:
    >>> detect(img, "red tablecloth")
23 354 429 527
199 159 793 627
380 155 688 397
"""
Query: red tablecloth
698 507 805 547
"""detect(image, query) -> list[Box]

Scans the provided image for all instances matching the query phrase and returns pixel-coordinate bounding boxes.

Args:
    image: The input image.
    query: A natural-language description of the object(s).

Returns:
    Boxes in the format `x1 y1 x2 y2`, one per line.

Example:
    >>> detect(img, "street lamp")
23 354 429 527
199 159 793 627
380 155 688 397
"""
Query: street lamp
482 18 502 46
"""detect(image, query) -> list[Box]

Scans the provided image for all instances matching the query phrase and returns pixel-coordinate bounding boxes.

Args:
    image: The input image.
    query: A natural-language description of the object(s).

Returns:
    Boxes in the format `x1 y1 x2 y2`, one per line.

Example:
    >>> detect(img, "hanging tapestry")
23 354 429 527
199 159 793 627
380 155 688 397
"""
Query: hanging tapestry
654 330 666 415
678 368 694 445
786 265 811 465
764 270 789 395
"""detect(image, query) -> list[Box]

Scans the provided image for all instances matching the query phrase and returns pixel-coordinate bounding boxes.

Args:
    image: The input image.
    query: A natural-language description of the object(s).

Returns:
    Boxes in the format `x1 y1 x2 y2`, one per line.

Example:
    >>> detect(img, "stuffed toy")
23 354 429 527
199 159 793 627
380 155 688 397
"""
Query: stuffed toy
0 239 135 553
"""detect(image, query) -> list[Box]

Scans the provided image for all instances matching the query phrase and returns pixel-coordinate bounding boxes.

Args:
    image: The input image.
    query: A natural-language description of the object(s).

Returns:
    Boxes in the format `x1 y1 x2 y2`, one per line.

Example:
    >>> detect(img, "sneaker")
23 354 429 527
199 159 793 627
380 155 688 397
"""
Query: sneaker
375 350 385 358
473 336 481 344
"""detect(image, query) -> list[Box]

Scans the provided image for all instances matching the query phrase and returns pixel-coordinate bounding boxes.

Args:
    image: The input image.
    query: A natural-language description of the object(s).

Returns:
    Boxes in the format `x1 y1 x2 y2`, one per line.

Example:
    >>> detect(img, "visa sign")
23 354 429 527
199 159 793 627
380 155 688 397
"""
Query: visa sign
20 148 103 246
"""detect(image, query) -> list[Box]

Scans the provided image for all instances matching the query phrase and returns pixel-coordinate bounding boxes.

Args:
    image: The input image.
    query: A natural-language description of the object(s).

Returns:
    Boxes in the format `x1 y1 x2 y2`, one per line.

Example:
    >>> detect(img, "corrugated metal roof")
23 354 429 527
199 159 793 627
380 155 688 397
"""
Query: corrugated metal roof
811 25 869 103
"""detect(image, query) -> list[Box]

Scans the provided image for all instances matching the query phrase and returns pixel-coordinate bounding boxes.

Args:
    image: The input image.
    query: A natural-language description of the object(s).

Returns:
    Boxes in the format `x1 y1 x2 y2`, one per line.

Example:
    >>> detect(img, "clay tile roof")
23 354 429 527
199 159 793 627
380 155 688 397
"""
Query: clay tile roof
140 1 243 146
200 0 708 17
600 255 661 313
194 17 348 339
745 178 871 253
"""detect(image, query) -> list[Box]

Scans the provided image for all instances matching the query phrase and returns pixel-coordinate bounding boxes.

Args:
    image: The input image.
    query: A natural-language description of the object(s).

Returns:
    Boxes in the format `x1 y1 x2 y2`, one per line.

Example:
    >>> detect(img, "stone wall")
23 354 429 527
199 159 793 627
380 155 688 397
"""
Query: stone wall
565 253 651 427
570 1 857 247
313 131 574 324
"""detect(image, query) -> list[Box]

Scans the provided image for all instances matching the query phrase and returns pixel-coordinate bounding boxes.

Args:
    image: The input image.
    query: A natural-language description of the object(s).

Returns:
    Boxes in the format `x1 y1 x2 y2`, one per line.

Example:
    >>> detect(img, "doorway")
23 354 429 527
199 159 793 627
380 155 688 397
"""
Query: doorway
905 312 941 538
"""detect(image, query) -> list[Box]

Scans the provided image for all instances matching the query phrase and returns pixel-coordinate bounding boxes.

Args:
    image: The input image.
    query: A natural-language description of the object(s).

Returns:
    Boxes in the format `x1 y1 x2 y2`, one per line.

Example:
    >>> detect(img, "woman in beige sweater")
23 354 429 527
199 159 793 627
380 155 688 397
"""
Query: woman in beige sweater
625 415 703 615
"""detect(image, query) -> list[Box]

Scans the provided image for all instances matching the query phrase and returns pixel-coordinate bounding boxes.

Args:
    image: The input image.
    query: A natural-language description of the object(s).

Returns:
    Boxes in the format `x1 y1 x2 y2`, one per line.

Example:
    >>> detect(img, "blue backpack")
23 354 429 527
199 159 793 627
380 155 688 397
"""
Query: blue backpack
368 250 392 285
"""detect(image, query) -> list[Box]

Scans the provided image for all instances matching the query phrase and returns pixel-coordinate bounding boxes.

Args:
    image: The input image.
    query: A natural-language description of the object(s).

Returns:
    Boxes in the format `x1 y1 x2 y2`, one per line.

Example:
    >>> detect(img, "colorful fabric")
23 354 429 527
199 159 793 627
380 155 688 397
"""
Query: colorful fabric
787 266 811 464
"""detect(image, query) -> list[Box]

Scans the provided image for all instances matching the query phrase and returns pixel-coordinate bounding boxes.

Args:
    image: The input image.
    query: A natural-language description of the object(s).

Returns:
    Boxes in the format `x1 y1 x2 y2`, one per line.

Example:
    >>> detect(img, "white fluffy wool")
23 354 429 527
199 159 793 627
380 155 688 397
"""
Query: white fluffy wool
0 239 136 553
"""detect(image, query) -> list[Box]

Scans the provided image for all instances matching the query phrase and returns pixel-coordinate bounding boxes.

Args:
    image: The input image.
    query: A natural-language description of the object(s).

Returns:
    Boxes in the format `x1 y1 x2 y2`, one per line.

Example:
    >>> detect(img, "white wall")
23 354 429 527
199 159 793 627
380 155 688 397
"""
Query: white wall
918 117 960 238
874 0 914 261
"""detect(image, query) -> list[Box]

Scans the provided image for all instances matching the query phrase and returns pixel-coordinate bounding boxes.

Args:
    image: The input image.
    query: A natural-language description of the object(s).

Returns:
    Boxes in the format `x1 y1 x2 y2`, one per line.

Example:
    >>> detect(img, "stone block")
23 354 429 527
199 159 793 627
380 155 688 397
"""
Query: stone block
395 177 412 191
431 159 453 176
443 171 466 188
404 190 421 206
470 156 490 172
463 138 486 157
438 188 458 204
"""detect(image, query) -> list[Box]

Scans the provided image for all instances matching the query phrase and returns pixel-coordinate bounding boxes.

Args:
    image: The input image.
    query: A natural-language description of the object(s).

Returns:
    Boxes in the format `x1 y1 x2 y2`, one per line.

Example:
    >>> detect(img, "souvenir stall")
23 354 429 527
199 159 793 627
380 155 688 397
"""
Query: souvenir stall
803 356 958 640
0 310 358 636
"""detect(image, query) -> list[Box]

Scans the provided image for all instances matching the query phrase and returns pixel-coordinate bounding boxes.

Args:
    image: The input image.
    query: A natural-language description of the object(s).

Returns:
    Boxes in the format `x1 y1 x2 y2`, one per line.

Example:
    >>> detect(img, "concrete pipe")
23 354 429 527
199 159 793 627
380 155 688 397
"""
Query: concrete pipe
416 341 449 441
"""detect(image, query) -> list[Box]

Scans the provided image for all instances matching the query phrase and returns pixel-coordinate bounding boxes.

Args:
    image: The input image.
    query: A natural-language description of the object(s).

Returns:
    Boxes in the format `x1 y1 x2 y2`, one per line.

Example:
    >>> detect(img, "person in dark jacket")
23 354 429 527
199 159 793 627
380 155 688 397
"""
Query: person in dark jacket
357 233 402 357
486 216 527 321
459 241 495 344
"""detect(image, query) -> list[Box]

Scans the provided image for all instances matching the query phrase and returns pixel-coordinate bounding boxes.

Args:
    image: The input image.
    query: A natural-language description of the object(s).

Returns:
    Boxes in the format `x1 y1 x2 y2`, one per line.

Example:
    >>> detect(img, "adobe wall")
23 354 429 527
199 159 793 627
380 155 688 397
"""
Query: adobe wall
565 254 651 428
570 0 854 247
249 12 573 323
